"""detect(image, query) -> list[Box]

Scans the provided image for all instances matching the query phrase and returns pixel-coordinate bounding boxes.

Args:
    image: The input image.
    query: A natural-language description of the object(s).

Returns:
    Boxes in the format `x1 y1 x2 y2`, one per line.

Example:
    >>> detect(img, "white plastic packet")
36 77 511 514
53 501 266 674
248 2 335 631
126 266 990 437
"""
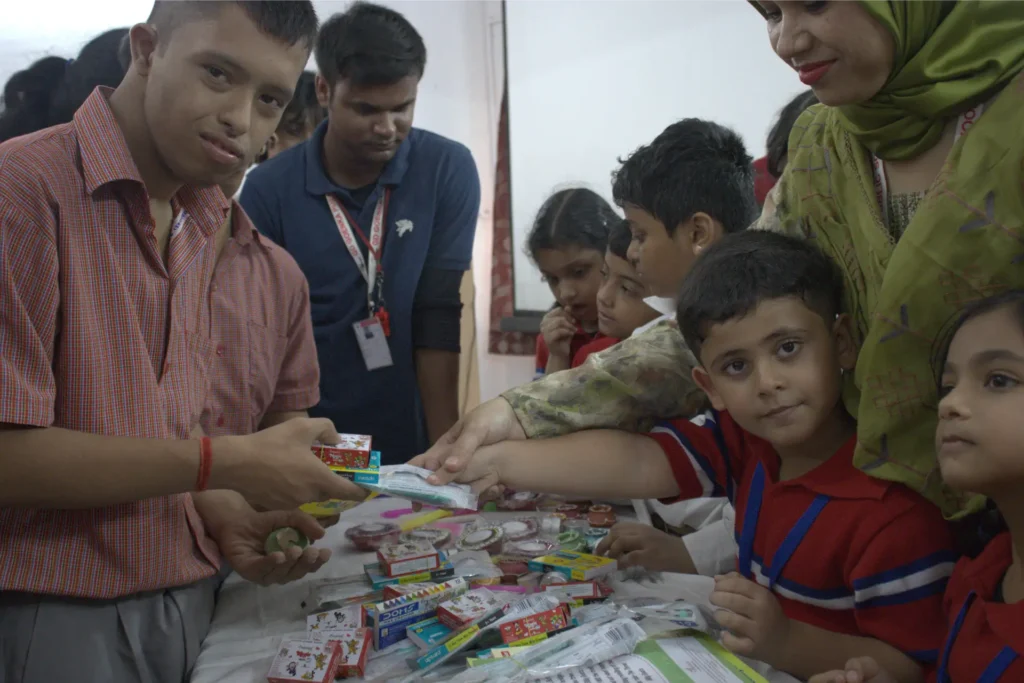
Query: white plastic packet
360 465 479 510
448 616 645 683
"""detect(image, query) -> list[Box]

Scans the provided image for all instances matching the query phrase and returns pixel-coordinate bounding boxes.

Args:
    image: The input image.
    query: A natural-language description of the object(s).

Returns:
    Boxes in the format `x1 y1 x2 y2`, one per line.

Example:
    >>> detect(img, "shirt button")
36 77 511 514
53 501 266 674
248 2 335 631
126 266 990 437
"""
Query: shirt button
216 345 225 356
216 416 225 427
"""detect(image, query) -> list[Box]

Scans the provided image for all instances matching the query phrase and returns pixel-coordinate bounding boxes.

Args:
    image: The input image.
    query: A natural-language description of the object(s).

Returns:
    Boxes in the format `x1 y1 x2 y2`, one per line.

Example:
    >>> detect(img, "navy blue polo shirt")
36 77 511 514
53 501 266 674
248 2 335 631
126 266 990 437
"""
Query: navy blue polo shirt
240 122 480 464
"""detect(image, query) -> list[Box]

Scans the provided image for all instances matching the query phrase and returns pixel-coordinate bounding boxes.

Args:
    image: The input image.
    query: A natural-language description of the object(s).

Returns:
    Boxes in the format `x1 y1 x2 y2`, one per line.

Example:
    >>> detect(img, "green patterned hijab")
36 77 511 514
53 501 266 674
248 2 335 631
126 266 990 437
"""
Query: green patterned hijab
841 0 1024 159
762 0 1024 516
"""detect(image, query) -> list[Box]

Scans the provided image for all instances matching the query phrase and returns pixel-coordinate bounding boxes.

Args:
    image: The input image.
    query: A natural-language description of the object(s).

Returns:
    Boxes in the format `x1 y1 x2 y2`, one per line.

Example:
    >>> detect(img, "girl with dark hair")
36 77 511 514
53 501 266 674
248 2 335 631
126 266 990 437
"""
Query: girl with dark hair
812 290 1024 683
526 187 618 376
0 28 129 143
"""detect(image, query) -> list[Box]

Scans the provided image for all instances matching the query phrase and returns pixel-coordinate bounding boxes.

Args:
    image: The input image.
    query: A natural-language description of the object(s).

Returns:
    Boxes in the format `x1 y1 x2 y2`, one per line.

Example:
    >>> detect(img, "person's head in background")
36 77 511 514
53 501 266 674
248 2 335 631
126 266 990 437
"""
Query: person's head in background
527 188 617 331
765 89 818 179
0 28 129 143
596 219 659 339
314 2 425 184
612 118 757 300
678 231 856 455
113 1 317 198
259 71 325 161
756 1 894 107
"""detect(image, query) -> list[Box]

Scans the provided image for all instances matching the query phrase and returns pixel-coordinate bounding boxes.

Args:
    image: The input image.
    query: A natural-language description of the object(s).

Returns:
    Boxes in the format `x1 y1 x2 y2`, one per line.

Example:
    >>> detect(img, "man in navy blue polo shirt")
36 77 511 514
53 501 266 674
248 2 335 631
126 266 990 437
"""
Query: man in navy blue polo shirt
240 2 480 465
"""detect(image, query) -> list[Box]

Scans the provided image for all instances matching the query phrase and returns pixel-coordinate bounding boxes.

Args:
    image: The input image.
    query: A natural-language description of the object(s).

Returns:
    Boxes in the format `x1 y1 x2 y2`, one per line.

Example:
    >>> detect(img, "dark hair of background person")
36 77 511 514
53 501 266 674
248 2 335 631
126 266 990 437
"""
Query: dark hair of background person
676 230 844 357
256 71 325 162
0 28 128 143
315 1 427 88
146 0 319 50
766 89 818 178
611 118 758 237
607 219 633 261
526 187 618 260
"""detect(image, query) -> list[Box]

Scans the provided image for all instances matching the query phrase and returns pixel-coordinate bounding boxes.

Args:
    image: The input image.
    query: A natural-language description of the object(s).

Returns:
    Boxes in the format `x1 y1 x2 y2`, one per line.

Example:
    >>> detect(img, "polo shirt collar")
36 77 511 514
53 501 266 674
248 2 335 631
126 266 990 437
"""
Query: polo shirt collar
304 119 412 197
777 435 890 500
959 534 1024 653
75 87 229 232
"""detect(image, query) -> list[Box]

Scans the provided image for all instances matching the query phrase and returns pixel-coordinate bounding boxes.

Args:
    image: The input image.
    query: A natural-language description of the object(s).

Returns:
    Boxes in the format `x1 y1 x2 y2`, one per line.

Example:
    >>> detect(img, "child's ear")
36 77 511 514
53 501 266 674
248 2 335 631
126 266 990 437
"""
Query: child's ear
832 313 858 372
688 213 724 256
691 366 726 411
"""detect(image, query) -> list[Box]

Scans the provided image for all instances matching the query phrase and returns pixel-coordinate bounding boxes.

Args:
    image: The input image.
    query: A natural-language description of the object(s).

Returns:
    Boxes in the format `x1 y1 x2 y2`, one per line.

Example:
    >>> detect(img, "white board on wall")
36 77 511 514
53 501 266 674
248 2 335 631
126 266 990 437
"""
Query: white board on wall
504 0 807 313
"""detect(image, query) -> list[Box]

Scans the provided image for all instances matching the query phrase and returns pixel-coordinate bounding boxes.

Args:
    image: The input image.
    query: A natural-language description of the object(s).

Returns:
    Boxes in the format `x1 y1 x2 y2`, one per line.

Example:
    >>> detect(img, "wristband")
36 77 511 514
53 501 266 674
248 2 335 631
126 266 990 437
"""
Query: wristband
196 436 213 491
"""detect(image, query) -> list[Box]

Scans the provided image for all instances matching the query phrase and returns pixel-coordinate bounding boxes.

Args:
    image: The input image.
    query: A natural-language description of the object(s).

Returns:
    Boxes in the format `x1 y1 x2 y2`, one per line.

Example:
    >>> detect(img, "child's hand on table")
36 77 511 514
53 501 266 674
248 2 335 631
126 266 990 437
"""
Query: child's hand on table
710 572 792 667
808 657 898 683
594 522 697 573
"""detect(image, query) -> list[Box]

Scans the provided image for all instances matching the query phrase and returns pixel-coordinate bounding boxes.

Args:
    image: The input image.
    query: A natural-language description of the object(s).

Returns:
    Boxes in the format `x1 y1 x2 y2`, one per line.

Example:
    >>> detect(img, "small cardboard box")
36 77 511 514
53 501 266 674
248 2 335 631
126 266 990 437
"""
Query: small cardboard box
267 638 341 683
405 616 455 650
498 605 571 645
312 435 373 470
313 628 372 678
377 540 440 577
527 550 617 581
306 606 363 632
362 578 470 650
436 589 502 630
363 559 454 590
541 580 604 606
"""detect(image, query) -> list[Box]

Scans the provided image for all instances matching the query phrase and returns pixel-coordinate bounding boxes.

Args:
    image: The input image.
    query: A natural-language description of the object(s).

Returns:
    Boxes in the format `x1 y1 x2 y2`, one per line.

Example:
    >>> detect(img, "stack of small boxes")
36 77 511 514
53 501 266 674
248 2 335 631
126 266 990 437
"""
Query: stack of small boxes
299 435 380 519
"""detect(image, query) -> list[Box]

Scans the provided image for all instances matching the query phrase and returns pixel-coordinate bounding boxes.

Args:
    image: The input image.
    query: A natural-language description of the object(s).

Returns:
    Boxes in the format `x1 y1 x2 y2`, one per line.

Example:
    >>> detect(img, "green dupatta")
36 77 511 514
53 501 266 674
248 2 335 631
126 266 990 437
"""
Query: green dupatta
774 1 1024 516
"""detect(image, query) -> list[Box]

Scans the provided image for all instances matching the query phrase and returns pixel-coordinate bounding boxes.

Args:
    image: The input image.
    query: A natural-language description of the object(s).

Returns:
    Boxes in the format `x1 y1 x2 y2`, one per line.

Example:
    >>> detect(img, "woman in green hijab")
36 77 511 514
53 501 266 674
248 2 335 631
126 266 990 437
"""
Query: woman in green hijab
753 0 1024 516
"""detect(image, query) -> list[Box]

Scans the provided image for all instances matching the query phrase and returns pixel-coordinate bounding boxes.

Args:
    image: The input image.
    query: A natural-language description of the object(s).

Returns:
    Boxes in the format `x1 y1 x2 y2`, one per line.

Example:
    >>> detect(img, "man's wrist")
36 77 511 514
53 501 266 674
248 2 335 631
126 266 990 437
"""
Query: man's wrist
193 490 251 540
206 434 244 492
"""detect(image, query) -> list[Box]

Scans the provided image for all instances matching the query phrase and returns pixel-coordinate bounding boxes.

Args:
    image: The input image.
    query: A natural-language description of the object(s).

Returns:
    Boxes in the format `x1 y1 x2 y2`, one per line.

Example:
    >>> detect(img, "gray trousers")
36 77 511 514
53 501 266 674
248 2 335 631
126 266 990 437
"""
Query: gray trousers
0 575 221 683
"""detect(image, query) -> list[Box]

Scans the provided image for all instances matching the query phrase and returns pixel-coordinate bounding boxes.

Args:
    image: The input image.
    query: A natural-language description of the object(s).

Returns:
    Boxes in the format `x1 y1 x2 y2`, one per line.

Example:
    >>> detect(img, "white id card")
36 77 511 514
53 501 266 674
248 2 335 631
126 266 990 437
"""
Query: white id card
354 318 394 371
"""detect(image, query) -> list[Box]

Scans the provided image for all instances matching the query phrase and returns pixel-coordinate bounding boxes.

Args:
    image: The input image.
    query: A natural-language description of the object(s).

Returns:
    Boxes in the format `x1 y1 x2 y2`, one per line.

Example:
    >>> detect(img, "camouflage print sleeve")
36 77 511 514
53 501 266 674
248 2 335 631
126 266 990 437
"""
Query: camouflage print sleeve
750 173 809 238
500 319 708 438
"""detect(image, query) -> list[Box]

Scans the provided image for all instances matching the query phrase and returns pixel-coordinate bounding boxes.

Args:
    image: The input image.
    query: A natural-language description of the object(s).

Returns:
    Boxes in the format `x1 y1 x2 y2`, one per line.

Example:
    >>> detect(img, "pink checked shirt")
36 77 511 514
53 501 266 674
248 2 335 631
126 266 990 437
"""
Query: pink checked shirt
200 205 319 437
0 89 224 598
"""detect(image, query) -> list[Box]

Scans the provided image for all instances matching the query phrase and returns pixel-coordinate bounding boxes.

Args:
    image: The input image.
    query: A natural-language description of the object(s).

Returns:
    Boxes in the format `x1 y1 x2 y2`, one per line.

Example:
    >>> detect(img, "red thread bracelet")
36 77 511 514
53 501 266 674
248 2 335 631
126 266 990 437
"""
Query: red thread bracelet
196 436 213 491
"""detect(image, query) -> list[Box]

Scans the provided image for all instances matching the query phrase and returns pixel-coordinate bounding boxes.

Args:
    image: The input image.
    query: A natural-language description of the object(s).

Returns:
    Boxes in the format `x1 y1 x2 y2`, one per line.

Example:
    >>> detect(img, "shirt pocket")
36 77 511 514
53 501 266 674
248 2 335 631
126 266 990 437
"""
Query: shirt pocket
247 319 288 424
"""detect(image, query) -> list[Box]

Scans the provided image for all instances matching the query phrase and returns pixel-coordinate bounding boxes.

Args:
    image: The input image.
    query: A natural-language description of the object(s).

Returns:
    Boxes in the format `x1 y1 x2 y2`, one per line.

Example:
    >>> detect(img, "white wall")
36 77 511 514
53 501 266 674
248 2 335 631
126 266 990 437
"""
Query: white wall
505 0 807 313
0 0 535 402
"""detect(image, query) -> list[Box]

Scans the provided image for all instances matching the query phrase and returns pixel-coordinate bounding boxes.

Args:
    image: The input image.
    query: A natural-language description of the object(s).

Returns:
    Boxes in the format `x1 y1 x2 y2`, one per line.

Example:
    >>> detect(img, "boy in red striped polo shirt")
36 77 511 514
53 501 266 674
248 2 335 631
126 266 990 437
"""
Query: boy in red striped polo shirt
451 231 954 683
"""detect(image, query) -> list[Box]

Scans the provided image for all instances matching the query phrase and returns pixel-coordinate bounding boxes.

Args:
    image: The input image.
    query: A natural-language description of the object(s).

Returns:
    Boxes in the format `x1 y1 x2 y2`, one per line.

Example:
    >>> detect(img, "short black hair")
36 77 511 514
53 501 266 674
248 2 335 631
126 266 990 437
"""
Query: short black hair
279 71 325 136
315 2 426 88
147 1 318 50
766 90 818 178
526 188 618 259
932 289 1024 388
677 231 844 358
612 118 757 237
607 219 632 261
0 28 129 143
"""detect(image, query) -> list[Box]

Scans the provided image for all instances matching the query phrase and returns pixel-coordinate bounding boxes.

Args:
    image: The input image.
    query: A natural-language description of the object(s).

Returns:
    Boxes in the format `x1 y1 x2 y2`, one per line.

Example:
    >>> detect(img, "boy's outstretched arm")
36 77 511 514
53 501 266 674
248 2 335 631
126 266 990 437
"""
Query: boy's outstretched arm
458 430 681 501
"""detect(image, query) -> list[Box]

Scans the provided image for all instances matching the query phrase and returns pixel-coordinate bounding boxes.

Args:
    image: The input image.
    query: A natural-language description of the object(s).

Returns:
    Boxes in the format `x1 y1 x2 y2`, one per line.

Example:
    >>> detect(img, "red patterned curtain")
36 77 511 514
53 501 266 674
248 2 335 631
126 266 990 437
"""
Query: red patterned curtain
488 90 535 355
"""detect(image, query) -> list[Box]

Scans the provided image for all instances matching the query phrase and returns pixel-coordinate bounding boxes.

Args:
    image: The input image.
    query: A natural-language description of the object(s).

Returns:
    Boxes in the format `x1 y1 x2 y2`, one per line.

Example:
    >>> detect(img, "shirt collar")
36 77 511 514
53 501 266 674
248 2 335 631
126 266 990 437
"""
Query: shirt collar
776 435 890 500
229 200 263 247
643 295 677 317
304 119 412 197
960 534 1024 653
74 87 229 231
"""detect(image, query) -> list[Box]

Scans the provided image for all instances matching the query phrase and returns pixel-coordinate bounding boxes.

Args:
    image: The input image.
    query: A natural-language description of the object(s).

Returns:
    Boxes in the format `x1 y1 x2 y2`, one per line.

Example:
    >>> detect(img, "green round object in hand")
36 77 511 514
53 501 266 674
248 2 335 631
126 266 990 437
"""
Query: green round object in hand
264 527 310 554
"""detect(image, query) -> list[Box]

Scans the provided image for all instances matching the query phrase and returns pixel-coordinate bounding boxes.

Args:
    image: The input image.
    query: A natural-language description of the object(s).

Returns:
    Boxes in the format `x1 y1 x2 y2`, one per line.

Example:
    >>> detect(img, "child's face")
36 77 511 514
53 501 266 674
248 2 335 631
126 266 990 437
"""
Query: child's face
937 306 1024 497
692 296 856 453
137 3 310 188
534 246 604 325
623 207 690 298
596 250 660 339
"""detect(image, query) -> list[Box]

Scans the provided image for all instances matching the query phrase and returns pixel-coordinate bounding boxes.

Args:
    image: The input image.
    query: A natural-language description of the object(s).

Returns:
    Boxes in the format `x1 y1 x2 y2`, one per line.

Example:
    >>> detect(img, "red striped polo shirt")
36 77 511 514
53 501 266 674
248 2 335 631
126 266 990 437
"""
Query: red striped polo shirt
0 88 226 598
649 410 956 665
935 532 1023 682
200 204 320 437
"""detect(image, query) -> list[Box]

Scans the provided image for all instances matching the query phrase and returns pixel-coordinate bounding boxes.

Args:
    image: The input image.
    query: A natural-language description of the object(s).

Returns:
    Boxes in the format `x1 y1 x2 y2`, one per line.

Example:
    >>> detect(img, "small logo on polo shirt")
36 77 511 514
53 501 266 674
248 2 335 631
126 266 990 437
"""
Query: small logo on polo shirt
396 219 414 237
